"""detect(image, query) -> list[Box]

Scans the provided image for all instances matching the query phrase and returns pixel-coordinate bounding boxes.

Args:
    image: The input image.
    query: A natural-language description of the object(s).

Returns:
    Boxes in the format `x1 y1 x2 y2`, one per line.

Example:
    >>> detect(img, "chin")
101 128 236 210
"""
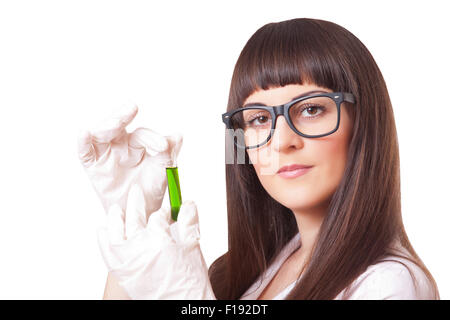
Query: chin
272 194 317 210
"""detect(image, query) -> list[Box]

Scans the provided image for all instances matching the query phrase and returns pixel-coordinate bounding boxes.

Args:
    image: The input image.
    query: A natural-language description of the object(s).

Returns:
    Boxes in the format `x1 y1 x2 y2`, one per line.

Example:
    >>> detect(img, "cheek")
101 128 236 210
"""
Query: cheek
315 137 349 193
247 113 352 209
313 116 353 197
247 148 279 176
322 110 353 187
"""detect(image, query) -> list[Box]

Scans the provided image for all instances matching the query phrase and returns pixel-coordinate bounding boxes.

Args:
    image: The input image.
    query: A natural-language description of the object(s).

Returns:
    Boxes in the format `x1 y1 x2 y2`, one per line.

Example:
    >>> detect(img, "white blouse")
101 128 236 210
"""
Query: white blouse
239 233 437 300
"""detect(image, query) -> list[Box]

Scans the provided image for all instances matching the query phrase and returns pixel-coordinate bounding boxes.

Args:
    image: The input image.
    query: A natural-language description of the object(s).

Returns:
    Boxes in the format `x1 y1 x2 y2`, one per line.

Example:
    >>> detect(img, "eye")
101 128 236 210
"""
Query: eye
249 115 269 125
243 110 271 127
302 105 323 117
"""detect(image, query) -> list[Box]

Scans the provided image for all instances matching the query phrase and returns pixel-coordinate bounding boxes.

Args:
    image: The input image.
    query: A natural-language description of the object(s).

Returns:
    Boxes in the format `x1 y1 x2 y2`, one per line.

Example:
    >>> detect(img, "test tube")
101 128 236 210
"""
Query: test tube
166 166 182 221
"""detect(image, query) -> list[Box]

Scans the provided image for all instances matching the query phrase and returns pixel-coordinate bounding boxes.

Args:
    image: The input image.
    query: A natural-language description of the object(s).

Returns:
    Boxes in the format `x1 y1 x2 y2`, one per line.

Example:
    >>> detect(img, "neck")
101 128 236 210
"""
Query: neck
291 200 329 255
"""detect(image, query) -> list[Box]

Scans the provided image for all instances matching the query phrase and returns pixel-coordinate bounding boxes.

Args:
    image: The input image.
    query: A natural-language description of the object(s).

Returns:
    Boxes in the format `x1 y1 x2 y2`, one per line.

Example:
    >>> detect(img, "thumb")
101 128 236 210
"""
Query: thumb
146 205 174 244
176 200 200 245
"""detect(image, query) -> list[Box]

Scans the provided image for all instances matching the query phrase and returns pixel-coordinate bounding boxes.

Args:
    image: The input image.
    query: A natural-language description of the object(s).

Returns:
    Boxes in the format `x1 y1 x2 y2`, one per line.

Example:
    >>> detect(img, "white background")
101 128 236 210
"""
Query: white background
0 0 448 299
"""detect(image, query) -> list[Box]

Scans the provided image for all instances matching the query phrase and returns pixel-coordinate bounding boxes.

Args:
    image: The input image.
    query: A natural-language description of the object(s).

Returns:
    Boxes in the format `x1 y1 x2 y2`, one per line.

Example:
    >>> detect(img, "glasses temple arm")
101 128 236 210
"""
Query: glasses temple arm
343 92 356 104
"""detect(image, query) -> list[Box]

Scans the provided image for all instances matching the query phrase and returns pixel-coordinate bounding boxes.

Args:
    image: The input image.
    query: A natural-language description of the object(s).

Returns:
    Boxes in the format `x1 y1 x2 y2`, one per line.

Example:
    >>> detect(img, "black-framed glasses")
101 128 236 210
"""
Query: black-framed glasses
222 92 356 149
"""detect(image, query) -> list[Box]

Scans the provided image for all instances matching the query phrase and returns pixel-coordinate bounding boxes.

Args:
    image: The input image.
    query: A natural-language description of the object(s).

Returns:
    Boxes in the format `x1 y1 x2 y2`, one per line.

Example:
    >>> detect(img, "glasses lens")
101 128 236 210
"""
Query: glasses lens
229 108 272 148
227 97 338 148
288 96 338 136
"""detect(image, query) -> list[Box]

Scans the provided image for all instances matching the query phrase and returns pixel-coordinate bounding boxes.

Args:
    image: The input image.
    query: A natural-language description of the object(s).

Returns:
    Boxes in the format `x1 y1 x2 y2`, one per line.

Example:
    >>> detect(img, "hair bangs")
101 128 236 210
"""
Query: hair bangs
229 19 353 111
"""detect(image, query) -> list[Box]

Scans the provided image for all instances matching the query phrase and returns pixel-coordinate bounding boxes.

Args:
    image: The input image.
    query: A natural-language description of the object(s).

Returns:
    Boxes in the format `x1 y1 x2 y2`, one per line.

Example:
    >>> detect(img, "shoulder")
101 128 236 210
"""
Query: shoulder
336 255 437 300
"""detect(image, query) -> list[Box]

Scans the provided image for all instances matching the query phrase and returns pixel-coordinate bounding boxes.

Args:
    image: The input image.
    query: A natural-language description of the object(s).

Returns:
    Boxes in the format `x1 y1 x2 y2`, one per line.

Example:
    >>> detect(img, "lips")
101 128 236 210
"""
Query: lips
277 164 313 174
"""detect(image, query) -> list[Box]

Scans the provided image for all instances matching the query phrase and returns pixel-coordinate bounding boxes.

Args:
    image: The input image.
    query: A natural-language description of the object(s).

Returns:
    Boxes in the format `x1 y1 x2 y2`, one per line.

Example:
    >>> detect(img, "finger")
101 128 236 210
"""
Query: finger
176 200 201 244
77 130 96 167
90 104 138 144
96 227 121 271
128 127 169 157
125 184 147 239
165 132 183 161
107 204 126 244
146 205 173 241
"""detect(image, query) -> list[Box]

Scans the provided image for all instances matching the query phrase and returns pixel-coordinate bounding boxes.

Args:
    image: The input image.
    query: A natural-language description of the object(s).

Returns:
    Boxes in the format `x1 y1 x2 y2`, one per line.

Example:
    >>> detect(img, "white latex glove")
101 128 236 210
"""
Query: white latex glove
97 184 216 300
77 104 182 216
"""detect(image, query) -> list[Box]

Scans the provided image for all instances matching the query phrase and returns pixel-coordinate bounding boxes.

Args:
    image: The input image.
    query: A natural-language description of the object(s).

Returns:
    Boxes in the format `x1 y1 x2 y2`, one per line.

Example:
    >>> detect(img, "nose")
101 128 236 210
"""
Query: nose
269 115 305 152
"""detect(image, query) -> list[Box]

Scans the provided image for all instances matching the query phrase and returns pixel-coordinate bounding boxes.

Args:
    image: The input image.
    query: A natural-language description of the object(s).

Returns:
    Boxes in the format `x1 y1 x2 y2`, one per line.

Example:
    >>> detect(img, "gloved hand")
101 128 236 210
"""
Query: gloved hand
77 104 183 216
97 184 216 300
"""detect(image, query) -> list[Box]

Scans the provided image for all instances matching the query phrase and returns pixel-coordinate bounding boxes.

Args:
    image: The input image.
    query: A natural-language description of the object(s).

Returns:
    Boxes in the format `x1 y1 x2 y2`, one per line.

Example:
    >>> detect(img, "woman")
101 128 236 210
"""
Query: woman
79 18 439 300
210 17 439 300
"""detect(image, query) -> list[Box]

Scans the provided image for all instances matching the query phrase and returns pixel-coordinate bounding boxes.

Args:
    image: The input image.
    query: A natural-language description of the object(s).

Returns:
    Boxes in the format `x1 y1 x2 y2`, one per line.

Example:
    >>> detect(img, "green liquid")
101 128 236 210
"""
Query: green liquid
166 167 182 221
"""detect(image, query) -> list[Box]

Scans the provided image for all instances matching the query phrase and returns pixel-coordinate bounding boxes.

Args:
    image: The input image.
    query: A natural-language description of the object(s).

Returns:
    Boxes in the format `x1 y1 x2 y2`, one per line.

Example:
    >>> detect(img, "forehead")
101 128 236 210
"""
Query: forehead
243 83 333 106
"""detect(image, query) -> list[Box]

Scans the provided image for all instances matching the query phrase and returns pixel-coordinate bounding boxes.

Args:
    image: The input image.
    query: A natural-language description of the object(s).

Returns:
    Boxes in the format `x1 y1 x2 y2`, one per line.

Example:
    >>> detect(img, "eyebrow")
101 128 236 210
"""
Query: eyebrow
242 90 328 108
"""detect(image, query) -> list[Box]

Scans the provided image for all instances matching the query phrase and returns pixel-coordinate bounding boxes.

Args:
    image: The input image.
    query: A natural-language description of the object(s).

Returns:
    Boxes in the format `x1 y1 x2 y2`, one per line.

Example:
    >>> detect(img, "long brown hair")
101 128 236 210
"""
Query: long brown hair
209 18 439 300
